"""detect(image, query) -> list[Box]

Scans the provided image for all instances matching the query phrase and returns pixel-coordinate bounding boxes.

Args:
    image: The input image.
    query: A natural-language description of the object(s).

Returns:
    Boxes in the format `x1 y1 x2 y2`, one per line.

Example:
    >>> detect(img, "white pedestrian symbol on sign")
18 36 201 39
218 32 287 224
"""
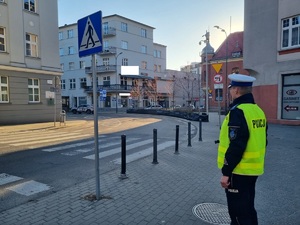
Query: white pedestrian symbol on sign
79 17 101 52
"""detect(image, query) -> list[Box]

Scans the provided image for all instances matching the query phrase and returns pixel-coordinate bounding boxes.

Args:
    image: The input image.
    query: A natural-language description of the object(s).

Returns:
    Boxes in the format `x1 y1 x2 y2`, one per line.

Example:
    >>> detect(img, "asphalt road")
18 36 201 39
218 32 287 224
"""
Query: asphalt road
0 113 196 212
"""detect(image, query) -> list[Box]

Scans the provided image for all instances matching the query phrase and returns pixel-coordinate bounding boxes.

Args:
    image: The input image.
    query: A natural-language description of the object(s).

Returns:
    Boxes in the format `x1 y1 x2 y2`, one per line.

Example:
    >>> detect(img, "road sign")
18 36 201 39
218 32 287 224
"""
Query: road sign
212 63 223 73
214 74 223 84
78 11 102 58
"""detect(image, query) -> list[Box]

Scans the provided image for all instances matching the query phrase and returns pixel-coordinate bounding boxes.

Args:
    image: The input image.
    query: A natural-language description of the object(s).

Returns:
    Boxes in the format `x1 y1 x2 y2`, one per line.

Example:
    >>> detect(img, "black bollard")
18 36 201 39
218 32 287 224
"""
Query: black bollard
199 118 202 141
152 129 159 164
175 125 179 154
119 134 128 179
188 122 192 147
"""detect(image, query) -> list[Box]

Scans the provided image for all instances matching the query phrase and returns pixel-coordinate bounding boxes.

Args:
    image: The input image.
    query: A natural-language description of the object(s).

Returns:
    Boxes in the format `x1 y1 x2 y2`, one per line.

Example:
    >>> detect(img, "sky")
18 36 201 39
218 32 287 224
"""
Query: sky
57 0 244 70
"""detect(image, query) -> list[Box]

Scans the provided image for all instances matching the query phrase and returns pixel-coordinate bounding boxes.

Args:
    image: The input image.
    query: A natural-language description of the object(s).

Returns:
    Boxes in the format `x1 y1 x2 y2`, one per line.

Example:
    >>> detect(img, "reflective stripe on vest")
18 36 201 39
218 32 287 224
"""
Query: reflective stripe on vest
217 104 267 175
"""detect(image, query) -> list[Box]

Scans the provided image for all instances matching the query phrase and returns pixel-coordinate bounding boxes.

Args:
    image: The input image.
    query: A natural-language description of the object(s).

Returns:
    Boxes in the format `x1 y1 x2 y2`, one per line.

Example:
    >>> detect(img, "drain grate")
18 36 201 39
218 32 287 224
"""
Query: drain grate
192 203 231 225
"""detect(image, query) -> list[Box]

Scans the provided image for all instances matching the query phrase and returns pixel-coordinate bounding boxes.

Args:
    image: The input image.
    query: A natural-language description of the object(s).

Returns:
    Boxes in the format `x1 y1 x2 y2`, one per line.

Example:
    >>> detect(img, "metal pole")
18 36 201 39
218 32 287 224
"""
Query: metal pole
120 134 128 179
115 52 123 113
92 54 100 199
152 129 158 164
175 125 179 154
225 32 228 114
188 122 192 147
205 31 209 115
218 89 221 128
198 118 202 141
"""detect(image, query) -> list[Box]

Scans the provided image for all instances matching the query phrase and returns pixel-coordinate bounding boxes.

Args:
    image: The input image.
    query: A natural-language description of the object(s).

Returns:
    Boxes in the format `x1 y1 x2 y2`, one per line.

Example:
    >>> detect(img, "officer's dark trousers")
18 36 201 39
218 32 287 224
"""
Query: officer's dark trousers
225 174 258 225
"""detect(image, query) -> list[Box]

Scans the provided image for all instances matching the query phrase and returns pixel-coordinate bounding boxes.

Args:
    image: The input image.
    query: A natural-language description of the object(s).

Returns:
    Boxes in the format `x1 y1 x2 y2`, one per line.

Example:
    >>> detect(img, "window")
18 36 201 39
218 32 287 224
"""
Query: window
154 64 157 72
69 62 75 70
141 61 147 69
0 0 4 3
121 22 128 32
282 15 300 49
215 89 223 101
0 27 6 52
141 28 147 38
78 97 87 105
103 58 109 66
25 33 38 57
60 63 64 71
0 76 9 102
141 45 147 54
157 65 161 72
231 67 240 74
28 78 40 102
59 48 64 56
61 79 66 90
67 29 73 38
58 32 63 40
68 46 75 55
103 76 110 86
69 78 76 89
103 22 109 35
157 50 161 58
24 0 36 13
80 78 87 88
122 58 128 66
121 41 128 49
80 61 85 69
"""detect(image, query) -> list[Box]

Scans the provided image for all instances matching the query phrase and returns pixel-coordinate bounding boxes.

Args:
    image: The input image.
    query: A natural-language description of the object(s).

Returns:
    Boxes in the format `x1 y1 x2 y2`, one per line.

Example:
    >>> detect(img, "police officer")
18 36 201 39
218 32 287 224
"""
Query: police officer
217 74 267 225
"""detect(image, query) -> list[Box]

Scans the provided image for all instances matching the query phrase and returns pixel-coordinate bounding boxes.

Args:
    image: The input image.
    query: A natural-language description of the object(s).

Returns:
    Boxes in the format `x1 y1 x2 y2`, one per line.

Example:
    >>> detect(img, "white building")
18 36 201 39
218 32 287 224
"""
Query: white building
59 14 169 110
0 0 62 125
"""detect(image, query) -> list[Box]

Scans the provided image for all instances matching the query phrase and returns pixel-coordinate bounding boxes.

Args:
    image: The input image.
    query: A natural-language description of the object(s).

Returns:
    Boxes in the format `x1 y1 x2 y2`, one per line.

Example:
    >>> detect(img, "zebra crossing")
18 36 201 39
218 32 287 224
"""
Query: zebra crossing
0 173 51 197
42 135 175 164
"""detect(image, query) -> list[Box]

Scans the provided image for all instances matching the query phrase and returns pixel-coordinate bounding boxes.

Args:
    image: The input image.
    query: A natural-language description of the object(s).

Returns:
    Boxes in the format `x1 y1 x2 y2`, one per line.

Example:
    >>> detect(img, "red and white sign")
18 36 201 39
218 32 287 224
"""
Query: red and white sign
214 74 223 83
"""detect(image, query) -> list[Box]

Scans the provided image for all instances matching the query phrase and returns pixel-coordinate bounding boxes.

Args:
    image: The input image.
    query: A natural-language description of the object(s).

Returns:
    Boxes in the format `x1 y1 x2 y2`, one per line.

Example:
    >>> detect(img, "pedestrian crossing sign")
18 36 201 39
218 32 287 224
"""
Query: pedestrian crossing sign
78 11 103 58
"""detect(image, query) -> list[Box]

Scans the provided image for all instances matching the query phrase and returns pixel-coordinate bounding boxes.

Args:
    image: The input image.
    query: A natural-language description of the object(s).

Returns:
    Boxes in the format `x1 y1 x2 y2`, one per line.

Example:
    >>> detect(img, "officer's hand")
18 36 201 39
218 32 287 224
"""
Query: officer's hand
220 176 230 189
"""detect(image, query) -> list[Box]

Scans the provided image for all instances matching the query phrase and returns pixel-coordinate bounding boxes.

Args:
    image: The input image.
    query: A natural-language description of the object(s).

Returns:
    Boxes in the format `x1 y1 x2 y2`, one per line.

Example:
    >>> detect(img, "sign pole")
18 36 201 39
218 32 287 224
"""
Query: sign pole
92 54 100 199
78 11 102 199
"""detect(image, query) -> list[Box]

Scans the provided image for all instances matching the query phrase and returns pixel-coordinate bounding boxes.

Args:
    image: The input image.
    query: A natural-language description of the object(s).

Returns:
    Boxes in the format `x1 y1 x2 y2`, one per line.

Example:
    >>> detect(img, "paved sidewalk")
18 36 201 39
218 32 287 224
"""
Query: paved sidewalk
0 113 299 225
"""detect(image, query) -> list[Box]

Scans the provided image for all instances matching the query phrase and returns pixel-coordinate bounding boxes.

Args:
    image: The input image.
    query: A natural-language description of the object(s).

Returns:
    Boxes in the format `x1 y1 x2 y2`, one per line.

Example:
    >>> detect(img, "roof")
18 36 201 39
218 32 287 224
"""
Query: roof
211 31 243 61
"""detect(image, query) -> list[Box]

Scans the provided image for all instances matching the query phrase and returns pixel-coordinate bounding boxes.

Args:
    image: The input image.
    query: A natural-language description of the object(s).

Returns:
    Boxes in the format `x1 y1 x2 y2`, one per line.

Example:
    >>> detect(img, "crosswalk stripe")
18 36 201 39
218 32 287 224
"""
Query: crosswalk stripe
43 137 139 153
6 180 51 196
11 134 91 146
0 132 81 144
84 139 153 160
112 141 174 164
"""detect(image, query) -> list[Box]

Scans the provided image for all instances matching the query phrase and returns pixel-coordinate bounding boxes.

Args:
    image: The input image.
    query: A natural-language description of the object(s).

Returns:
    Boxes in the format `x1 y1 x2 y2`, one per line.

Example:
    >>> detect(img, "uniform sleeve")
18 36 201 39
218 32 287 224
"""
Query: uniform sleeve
221 108 249 176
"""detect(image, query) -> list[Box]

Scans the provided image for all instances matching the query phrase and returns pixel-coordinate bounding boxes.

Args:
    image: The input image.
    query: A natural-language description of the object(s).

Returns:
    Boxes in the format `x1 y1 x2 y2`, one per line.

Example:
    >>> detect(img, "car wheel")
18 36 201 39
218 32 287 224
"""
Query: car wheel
72 109 77 114
86 109 91 114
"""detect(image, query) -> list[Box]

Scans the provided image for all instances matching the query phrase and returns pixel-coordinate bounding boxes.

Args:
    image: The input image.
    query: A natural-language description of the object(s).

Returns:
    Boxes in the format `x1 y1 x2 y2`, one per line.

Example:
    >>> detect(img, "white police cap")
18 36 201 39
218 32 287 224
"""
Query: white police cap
228 74 256 88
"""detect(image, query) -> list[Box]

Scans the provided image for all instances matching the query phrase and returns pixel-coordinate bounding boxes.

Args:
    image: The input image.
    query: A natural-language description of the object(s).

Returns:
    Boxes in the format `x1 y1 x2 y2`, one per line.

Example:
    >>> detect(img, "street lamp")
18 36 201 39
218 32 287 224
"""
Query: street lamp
115 52 123 113
199 31 209 115
214 25 228 113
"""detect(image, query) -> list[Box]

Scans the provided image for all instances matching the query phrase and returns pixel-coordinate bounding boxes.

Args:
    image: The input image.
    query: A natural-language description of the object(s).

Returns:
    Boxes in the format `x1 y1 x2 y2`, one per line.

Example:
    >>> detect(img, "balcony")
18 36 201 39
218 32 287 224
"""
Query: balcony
84 84 134 93
100 46 117 55
85 65 116 74
103 27 116 37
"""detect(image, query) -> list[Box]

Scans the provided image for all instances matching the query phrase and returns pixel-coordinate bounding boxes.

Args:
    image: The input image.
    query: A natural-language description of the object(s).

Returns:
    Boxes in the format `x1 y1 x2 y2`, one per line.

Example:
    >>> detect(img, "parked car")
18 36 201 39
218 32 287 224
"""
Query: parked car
71 104 94 114
145 105 163 110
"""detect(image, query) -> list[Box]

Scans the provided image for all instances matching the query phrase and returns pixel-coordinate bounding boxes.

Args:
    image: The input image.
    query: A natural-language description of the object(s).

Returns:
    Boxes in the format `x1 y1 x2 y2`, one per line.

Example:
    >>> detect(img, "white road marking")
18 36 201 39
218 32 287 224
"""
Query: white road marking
112 141 174 164
0 173 23 186
6 180 51 196
11 134 91 146
84 139 153 160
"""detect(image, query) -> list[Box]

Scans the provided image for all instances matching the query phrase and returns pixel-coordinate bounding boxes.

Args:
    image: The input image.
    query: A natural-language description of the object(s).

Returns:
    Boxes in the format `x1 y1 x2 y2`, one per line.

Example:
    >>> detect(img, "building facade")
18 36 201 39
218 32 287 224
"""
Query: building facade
0 0 62 125
244 0 300 125
59 14 169 110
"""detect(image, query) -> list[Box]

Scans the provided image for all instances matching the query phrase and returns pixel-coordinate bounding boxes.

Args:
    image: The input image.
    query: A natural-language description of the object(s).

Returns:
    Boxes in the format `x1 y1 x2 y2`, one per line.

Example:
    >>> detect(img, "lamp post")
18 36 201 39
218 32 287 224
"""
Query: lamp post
115 52 123 113
199 31 209 115
214 25 228 113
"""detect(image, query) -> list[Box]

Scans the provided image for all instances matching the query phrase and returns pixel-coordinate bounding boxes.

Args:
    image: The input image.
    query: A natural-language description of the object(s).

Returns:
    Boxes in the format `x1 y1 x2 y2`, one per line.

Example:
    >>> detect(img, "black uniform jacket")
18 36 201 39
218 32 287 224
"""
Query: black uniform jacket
221 93 267 177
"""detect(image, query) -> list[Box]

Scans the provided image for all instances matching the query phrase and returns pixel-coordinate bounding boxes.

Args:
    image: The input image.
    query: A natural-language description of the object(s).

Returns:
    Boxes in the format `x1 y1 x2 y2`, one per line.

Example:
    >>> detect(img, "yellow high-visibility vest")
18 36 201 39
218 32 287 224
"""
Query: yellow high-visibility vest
217 104 267 175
